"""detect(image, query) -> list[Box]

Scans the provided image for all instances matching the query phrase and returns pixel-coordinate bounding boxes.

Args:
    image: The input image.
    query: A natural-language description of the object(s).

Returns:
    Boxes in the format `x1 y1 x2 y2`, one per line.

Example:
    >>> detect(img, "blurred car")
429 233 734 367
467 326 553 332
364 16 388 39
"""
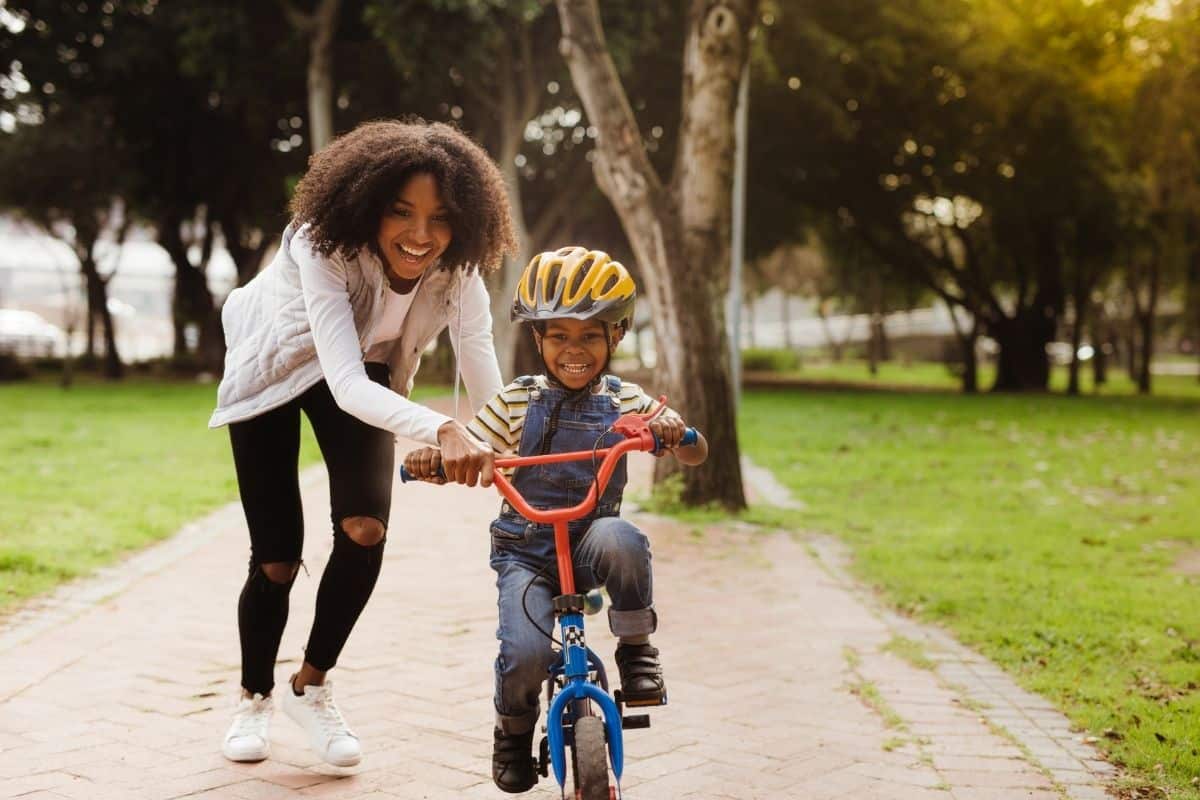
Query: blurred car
0 308 66 357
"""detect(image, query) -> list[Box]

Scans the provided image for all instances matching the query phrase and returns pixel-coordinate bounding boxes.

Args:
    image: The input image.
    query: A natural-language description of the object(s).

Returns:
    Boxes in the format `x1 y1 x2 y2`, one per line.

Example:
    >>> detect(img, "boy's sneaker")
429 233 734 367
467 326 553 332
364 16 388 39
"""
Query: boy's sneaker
492 726 537 793
281 680 362 767
615 642 666 706
222 692 272 762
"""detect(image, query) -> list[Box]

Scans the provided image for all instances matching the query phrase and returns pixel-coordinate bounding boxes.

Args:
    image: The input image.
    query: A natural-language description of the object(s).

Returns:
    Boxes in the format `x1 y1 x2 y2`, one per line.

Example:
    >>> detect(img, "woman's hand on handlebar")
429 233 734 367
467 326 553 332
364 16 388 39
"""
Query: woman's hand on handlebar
436 421 495 487
403 447 447 484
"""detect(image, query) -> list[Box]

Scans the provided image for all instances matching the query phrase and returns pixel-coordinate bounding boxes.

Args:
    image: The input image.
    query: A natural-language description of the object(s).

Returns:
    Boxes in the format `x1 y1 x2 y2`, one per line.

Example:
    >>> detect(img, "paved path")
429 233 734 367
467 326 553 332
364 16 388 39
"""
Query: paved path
0 415 1118 799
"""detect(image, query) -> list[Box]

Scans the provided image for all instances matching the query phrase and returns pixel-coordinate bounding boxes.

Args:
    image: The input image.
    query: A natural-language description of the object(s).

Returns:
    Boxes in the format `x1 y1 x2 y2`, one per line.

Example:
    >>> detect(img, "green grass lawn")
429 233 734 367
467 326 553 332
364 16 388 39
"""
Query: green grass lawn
736 386 1200 799
0 376 443 613
773 358 1200 399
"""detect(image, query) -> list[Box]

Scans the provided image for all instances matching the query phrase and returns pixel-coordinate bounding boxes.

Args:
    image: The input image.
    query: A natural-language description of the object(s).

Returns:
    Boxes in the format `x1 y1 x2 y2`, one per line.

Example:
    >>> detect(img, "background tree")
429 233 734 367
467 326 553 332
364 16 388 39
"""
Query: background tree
751 0 1142 392
556 0 755 509
365 0 677 379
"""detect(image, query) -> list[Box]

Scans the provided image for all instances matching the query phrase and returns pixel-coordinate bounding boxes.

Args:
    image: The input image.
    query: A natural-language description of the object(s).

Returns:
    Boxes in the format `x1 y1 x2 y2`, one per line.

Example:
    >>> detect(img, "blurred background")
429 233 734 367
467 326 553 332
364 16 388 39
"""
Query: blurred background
0 0 1195 397
3 5 1200 794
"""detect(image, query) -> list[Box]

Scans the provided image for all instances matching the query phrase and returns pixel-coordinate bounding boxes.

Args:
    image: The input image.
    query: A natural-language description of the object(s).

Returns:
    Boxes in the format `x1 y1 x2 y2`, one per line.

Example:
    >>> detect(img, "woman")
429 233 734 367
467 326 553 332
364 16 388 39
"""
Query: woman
208 120 516 766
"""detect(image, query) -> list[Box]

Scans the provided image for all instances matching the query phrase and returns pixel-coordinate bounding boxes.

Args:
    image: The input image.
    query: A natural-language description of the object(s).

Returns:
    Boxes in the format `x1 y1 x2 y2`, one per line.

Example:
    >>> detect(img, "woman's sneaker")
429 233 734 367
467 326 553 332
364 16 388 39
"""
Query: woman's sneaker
222 692 273 762
281 680 362 767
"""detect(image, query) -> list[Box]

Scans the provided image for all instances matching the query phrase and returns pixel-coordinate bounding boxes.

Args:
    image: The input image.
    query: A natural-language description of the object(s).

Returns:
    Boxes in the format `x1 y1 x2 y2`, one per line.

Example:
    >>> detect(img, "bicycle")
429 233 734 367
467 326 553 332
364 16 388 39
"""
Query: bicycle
402 400 698 800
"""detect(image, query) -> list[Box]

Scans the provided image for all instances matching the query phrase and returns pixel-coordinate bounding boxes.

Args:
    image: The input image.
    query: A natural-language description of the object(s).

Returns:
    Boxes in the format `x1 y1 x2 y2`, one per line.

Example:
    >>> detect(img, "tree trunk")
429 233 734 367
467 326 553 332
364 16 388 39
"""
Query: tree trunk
1189 242 1200 384
990 309 1052 391
961 322 979 394
309 0 339 151
1089 306 1108 388
78 251 122 379
945 300 977 394
283 0 340 153
1066 303 1084 396
816 304 843 361
489 92 533 381
1137 294 1157 396
780 291 792 350
556 0 752 510
160 214 220 371
745 296 756 348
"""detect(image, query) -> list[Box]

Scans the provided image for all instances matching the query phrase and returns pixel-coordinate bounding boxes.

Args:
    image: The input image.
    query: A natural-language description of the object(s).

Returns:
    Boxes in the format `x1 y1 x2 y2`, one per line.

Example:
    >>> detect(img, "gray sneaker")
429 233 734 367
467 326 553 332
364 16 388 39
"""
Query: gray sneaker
281 680 362 767
222 692 272 762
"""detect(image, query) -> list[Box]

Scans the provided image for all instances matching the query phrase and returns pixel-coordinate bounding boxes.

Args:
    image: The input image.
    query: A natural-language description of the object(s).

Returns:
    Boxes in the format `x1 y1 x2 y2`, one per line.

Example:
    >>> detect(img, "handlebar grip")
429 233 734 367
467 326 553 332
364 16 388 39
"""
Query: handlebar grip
653 426 700 453
399 464 446 483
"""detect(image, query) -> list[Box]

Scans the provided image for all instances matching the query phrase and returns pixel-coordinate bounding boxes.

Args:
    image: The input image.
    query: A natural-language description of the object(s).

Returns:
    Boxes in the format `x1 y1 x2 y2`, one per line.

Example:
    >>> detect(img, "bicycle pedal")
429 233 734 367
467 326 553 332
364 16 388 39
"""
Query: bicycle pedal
621 714 650 729
618 693 668 708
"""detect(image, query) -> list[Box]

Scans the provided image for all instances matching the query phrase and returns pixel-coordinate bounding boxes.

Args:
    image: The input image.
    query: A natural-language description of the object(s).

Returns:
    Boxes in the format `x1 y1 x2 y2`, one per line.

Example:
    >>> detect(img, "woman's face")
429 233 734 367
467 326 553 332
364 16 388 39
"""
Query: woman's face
376 172 452 280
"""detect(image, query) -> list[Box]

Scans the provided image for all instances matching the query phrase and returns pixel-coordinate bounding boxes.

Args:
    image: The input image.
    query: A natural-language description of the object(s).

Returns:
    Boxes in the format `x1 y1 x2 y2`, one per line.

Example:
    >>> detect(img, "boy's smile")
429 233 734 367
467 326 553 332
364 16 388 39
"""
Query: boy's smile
536 318 618 390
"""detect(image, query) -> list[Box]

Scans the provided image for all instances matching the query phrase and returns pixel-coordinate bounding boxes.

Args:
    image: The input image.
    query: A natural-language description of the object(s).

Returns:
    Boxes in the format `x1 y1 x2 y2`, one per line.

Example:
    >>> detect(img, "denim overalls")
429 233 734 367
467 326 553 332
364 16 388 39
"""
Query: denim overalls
490 376 657 734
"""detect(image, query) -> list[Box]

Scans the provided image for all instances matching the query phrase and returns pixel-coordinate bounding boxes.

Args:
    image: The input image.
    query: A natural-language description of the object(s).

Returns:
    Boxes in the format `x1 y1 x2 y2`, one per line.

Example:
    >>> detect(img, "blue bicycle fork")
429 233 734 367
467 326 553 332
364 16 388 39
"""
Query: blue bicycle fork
545 606 625 791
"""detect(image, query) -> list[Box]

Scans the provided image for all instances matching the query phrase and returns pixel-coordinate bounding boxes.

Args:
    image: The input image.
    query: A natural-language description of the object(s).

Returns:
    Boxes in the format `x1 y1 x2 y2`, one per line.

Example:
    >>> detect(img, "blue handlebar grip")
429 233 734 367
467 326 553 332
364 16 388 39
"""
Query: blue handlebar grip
400 464 447 483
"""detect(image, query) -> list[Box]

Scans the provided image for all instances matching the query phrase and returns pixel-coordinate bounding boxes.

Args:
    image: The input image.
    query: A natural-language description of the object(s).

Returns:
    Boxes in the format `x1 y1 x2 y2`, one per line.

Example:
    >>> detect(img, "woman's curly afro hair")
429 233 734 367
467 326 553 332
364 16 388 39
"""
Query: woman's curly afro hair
289 119 518 274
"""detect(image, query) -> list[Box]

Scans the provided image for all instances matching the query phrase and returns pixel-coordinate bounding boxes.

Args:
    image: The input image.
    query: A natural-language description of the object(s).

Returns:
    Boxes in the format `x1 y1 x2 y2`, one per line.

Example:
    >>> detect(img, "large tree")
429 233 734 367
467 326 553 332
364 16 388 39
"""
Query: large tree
365 0 676 380
556 0 754 509
751 0 1142 392
0 102 128 378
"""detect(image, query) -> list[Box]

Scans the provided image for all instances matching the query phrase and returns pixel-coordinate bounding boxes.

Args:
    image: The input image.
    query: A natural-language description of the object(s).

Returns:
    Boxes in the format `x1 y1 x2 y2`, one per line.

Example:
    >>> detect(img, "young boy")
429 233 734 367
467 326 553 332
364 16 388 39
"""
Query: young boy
404 246 708 793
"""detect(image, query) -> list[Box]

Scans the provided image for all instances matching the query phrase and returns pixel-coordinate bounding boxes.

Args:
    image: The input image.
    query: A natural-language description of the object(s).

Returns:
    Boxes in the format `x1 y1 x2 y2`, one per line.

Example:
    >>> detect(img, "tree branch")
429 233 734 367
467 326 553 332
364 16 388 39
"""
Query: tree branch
529 154 595 248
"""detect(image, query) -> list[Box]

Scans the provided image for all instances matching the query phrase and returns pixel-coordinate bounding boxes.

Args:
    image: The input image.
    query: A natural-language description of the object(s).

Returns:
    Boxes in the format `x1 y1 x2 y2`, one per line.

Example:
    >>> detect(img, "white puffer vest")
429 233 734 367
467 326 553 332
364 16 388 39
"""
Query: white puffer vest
208 223 464 428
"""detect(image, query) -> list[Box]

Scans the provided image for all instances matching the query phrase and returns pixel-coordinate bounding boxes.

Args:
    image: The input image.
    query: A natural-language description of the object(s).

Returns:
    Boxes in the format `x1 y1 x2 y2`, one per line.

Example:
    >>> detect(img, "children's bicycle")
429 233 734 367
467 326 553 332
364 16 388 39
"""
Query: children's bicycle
402 401 697 800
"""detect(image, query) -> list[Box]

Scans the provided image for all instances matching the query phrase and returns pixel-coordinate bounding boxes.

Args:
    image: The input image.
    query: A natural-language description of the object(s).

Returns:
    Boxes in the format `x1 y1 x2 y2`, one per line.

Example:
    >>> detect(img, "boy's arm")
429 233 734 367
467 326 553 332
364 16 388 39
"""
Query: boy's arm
625 382 708 466
647 413 708 465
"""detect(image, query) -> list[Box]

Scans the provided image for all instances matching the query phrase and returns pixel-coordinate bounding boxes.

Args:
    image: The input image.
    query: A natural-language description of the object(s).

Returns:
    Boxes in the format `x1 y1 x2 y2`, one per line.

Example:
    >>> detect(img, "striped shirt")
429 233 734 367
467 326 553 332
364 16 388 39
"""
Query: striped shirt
467 375 667 454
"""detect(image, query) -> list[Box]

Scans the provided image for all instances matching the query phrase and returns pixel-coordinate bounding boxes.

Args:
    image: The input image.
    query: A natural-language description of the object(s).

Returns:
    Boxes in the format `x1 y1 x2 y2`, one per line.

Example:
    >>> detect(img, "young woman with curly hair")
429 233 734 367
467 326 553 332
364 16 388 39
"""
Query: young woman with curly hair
208 119 517 767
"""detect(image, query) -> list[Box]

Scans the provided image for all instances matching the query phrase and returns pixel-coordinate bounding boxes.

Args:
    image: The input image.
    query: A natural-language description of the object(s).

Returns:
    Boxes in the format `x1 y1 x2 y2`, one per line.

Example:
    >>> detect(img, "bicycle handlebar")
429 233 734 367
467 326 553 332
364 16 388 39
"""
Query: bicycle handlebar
399 427 697 485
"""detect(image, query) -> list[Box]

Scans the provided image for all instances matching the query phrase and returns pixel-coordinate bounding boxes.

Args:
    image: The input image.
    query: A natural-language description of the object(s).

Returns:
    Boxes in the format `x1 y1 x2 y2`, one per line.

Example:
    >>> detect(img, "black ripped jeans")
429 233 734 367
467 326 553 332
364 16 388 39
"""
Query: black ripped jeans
229 362 394 695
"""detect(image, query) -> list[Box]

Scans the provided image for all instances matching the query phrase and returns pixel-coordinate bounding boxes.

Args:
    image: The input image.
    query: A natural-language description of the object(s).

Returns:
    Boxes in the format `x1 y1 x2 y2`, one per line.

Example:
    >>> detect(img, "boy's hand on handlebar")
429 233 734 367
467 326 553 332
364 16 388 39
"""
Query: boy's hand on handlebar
436 420 495 487
649 415 686 456
403 447 447 484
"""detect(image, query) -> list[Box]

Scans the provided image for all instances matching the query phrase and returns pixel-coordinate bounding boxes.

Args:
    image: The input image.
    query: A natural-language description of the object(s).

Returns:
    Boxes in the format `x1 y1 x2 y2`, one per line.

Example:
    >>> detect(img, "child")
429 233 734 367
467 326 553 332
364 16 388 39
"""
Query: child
404 246 708 793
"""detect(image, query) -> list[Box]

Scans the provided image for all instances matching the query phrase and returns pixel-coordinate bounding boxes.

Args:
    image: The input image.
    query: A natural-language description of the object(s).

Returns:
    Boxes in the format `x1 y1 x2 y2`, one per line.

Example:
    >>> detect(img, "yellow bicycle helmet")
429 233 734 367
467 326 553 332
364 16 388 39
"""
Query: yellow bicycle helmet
511 246 636 329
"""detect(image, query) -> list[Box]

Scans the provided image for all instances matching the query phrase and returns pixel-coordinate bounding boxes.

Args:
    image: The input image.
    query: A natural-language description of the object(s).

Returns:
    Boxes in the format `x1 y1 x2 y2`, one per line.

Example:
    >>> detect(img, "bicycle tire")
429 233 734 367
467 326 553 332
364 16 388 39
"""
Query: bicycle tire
571 715 610 800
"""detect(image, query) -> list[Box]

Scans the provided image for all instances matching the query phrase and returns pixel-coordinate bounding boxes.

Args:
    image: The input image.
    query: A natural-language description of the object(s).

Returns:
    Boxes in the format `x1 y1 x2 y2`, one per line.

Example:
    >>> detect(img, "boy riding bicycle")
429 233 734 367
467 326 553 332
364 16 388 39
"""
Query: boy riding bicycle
404 247 708 793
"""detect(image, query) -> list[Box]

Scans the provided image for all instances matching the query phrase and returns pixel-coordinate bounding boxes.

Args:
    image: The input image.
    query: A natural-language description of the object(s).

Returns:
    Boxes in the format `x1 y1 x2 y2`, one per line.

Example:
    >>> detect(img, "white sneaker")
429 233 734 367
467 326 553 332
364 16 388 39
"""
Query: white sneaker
281 680 362 767
222 692 272 762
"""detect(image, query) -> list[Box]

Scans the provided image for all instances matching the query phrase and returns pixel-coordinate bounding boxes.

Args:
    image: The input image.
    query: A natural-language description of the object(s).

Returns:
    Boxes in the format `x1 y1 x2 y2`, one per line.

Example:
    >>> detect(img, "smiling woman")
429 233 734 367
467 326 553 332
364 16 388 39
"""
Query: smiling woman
206 119 517 768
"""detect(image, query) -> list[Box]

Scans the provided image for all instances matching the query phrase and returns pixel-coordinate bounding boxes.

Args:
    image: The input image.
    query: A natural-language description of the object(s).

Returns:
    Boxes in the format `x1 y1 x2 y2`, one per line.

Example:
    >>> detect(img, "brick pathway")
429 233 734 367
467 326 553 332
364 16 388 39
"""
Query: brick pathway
0 419 1118 799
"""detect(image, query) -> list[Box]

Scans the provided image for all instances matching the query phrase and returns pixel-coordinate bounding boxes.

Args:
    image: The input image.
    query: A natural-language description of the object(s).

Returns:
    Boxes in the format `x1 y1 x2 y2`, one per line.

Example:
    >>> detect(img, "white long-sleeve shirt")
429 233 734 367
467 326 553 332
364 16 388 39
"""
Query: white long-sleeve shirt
211 223 503 445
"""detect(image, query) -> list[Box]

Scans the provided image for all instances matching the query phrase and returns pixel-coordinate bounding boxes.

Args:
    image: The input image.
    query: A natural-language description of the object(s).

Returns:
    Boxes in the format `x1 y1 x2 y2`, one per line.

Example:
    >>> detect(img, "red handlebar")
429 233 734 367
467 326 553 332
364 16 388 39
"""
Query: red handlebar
491 398 669 525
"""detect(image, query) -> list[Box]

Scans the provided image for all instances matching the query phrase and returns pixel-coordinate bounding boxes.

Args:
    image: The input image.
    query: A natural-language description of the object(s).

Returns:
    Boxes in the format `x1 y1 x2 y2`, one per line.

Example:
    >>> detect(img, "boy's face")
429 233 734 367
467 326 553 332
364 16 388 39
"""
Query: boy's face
535 318 621 390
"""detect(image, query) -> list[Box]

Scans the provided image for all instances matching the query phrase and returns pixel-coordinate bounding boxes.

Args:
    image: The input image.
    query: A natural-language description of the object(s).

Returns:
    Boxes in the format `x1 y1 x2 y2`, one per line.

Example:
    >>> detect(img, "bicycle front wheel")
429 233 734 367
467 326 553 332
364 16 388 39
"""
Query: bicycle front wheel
571 714 610 800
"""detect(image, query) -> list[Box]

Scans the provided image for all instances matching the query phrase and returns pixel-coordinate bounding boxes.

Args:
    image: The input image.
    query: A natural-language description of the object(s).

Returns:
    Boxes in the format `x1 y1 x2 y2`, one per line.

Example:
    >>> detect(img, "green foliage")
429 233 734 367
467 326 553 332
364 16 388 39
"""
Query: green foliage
749 0 1199 391
738 387 1200 798
741 347 800 372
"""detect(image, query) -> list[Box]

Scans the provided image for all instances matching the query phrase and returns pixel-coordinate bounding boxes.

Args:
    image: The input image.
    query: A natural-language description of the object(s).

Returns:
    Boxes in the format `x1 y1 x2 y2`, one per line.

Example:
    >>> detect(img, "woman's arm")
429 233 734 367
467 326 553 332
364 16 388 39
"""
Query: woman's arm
449 270 505 414
294 228 452 445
